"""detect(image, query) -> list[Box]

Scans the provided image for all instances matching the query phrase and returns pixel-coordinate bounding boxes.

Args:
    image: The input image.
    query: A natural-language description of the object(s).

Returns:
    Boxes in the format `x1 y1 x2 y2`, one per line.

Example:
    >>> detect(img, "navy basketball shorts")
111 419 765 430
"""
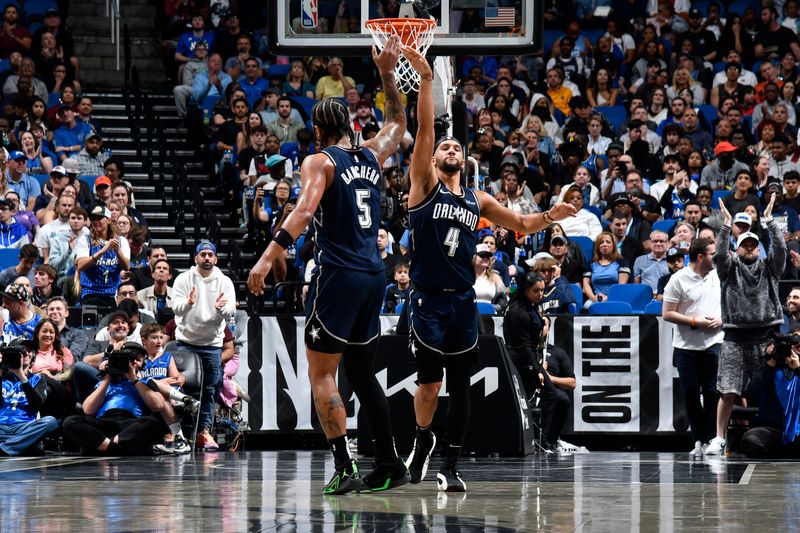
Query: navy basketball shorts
304 265 385 354
409 287 479 383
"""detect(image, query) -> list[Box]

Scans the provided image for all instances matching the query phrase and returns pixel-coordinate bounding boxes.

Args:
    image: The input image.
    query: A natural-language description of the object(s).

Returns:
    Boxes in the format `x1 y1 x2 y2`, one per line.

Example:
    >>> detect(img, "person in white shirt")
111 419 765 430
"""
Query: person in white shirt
662 237 724 457
33 192 75 262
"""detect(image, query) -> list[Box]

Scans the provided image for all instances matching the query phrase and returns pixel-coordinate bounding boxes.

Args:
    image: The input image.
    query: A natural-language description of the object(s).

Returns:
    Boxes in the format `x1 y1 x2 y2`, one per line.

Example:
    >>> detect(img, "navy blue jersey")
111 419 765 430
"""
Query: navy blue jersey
314 146 383 273
408 182 481 290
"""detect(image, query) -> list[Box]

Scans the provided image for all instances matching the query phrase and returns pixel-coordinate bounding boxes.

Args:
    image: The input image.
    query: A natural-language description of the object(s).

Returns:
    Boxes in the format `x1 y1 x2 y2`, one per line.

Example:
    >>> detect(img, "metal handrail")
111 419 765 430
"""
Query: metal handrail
106 0 121 70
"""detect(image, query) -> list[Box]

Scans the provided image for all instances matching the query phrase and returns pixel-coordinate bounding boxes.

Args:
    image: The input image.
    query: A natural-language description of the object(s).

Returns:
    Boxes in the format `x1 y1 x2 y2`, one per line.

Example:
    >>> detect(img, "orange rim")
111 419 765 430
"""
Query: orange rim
365 17 437 47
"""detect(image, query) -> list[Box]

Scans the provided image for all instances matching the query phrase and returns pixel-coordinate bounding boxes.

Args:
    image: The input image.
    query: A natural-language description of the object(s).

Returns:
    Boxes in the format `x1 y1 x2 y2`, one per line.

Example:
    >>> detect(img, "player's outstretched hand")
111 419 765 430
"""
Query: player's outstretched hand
247 256 273 296
372 34 402 75
402 45 432 80
548 202 577 221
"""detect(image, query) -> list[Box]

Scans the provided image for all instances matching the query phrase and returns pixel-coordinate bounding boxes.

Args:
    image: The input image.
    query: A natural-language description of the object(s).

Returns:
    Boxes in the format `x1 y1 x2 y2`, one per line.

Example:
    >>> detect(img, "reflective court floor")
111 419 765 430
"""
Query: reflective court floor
3 451 800 532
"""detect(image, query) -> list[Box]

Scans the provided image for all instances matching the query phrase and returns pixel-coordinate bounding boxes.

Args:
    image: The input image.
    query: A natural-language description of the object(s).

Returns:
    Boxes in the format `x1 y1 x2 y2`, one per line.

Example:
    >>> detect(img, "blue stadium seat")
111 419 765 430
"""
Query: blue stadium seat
571 236 595 264
698 105 718 124
79 175 98 189
652 219 677 234
0 59 9 73
267 63 291 79
711 190 732 209
31 173 48 186
608 284 653 313
583 28 605 45
477 301 496 315
542 29 563 56
23 0 56 17
47 92 60 107
588 301 633 314
201 95 221 113
644 300 663 315
568 283 583 314
594 106 627 132
290 96 318 120
0 248 19 270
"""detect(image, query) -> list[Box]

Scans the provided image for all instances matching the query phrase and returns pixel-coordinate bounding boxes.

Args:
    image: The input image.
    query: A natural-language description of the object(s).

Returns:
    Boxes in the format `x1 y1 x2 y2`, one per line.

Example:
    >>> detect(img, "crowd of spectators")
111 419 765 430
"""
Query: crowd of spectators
167 1 800 313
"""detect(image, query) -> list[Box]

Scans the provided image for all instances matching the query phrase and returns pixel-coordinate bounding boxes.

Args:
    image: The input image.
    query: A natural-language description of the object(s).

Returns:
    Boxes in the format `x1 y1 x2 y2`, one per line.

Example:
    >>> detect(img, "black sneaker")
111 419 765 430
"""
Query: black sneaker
406 430 436 484
359 457 411 492
436 467 466 492
182 395 201 415
323 458 362 495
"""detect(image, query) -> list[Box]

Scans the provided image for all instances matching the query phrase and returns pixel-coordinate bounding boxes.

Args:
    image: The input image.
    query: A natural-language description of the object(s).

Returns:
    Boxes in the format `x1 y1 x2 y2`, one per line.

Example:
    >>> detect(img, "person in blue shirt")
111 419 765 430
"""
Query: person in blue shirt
0 196 29 248
382 260 410 313
740 335 800 458
0 341 58 456
192 53 232 107
582 231 631 308
52 107 92 163
1 283 42 343
237 57 269 109
137 325 198 455
6 150 41 211
62 345 165 455
175 14 215 69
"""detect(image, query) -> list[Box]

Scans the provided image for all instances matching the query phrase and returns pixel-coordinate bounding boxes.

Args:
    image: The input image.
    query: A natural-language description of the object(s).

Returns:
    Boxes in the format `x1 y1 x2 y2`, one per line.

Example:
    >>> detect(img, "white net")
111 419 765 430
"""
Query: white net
366 18 437 94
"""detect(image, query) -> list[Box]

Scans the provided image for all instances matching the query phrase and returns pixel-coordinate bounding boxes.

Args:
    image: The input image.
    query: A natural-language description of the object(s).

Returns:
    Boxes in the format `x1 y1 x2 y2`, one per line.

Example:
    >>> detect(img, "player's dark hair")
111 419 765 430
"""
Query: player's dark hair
312 98 354 147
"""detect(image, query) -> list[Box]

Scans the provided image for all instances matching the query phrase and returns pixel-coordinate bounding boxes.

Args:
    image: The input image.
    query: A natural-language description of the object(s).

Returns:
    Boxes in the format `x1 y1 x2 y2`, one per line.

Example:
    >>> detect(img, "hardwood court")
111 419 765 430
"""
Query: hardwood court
1 451 796 531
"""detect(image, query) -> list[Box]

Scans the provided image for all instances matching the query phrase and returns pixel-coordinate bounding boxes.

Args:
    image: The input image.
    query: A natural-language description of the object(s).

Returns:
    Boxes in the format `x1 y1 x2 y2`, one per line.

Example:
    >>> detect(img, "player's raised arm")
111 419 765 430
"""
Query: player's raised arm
476 189 576 235
247 153 331 295
402 45 438 200
362 35 406 166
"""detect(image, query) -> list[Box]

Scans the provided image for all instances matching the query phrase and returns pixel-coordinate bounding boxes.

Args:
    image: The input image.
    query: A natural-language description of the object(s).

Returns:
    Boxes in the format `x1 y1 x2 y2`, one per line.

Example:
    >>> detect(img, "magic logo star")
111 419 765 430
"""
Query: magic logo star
309 325 321 341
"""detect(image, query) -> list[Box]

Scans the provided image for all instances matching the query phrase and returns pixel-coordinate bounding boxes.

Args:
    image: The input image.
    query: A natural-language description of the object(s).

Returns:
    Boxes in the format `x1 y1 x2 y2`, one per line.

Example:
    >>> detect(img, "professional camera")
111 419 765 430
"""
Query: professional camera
434 114 452 141
0 344 25 371
106 350 136 379
770 334 800 360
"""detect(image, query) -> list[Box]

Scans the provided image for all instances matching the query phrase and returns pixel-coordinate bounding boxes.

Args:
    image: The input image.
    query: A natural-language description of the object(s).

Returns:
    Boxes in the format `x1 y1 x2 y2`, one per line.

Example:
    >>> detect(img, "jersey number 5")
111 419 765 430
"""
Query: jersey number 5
444 227 460 257
356 189 372 229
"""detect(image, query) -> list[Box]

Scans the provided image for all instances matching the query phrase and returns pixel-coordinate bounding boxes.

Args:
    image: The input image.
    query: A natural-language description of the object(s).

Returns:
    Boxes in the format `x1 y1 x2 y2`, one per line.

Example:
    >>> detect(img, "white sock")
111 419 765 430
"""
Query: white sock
169 422 182 437
169 389 188 402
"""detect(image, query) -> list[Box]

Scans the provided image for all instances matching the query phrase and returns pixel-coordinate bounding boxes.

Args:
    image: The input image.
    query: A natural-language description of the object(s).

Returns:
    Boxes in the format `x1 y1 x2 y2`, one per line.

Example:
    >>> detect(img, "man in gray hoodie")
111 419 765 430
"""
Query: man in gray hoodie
172 240 237 451
705 194 786 455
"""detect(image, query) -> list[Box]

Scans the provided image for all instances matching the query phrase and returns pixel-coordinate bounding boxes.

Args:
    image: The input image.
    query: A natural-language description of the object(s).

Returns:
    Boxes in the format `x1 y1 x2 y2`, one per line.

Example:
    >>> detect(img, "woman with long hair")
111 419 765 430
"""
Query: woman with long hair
488 77 523 121
554 183 602 240
753 119 779 158
236 112 264 153
473 244 508 312
717 13 754 64
586 114 612 156
19 130 52 175
753 155 772 190
687 150 706 182
586 67 618 108
31 318 73 380
648 87 668 125
523 114 555 160
502 272 548 400
667 67 705 106
282 60 315 98
31 317 77 419
74 206 130 307
542 223 587 284
582 231 630 307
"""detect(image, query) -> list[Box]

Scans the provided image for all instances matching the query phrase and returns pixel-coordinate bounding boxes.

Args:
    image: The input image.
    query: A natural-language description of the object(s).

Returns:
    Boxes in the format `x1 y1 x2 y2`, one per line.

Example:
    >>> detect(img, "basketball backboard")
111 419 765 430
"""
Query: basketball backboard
268 0 541 57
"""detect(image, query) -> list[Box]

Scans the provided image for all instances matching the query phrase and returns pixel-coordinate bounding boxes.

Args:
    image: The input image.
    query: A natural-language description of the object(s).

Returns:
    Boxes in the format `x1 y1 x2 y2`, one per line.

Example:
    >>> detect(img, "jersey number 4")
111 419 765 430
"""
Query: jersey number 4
444 227 460 257
356 189 372 229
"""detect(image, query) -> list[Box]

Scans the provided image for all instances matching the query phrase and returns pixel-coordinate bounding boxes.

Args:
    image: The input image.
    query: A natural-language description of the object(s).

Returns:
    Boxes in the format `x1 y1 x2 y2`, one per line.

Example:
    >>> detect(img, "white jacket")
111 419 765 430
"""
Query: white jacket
172 265 236 348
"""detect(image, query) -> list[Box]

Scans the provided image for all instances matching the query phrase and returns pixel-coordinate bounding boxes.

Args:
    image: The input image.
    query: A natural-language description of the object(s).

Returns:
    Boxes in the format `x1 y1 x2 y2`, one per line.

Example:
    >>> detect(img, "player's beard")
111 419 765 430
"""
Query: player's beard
441 160 461 173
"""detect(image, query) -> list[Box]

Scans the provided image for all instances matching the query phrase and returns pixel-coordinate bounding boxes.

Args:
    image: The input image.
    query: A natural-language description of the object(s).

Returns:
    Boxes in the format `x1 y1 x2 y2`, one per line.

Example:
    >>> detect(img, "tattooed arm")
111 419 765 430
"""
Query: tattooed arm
362 35 406 166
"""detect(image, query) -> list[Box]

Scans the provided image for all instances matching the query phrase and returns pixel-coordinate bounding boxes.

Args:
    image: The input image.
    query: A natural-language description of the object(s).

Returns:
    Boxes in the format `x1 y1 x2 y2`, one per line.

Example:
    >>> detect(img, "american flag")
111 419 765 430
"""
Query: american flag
485 6 515 27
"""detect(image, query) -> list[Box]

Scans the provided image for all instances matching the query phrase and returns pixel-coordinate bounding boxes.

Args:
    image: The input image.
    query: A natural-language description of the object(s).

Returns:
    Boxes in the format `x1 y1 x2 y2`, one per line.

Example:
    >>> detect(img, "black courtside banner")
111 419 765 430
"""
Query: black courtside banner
241 315 690 450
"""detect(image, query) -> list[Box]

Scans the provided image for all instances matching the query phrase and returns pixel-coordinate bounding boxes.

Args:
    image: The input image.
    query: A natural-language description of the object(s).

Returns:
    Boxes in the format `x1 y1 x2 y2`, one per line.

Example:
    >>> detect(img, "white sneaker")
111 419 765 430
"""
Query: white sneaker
704 437 726 456
689 440 703 457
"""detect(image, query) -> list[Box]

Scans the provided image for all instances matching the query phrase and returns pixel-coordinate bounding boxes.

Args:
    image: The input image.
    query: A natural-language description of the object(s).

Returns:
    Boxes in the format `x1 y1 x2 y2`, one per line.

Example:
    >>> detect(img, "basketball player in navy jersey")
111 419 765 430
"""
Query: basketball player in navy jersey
247 36 410 495
403 48 576 492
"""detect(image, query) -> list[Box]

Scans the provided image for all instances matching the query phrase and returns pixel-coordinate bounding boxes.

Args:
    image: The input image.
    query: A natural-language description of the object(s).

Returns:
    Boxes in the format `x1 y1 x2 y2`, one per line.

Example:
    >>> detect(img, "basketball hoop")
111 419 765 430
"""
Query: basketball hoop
366 18 437 94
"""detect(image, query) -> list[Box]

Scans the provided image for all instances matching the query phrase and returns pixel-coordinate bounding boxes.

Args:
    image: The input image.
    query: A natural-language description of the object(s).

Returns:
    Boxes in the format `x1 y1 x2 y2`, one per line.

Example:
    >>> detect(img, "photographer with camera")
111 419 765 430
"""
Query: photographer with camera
739 332 800 458
72 309 131 402
62 346 165 455
0 341 58 456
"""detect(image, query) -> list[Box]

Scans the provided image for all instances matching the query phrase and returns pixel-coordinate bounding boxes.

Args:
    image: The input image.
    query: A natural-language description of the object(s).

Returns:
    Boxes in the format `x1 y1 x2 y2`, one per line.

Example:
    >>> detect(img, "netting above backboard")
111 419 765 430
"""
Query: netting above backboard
268 0 541 57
